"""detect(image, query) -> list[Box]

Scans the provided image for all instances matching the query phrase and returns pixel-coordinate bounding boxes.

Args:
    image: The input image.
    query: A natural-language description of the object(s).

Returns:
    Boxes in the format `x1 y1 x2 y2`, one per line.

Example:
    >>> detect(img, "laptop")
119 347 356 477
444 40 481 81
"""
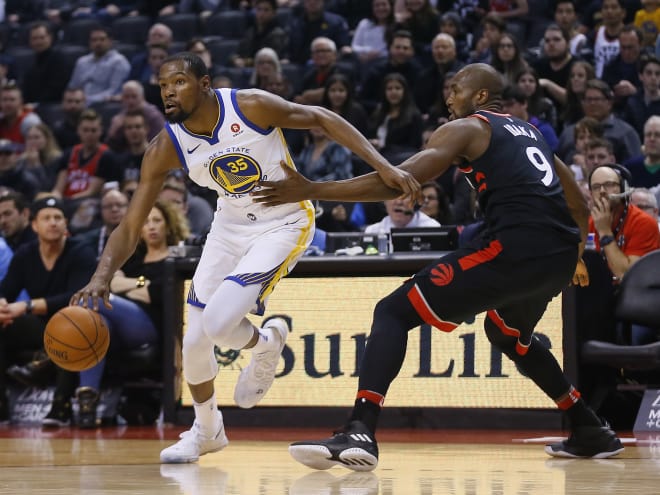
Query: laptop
390 226 459 253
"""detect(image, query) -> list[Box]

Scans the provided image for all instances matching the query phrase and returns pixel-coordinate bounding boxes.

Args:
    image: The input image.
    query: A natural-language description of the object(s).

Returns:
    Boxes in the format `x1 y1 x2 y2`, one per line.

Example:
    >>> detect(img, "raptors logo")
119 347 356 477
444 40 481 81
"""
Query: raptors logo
430 263 454 286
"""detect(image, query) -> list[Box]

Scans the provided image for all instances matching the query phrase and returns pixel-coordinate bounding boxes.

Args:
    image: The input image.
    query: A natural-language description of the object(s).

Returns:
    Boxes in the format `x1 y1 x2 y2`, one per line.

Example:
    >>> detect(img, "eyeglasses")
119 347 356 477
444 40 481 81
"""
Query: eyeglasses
544 37 563 43
498 43 514 48
635 204 657 212
102 203 128 210
581 96 607 103
312 48 333 54
590 181 620 191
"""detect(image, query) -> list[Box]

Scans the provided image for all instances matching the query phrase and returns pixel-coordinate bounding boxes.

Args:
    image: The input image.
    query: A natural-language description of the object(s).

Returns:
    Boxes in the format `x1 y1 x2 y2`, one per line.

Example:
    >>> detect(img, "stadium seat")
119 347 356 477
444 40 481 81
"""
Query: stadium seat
111 15 151 46
60 18 102 46
204 10 248 40
156 13 200 42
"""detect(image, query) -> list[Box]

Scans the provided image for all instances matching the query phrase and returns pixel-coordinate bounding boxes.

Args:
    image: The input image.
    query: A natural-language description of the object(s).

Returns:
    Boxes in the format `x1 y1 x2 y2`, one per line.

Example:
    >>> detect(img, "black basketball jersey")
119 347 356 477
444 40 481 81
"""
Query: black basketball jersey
460 110 580 242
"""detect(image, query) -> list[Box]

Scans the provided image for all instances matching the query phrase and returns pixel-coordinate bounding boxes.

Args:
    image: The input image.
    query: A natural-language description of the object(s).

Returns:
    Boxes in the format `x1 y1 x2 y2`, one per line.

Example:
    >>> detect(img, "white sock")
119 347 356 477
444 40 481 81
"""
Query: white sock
193 395 221 437
251 327 275 353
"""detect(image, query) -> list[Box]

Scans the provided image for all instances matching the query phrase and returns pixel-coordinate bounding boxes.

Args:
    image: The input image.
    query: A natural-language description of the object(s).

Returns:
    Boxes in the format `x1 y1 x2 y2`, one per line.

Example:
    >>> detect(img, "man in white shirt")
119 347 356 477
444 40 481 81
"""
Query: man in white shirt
364 197 440 234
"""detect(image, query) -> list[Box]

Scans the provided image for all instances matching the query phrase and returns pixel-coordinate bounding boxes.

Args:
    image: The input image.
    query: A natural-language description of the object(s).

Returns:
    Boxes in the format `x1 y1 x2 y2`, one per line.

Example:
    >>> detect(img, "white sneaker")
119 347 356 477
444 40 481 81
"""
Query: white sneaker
160 421 229 463
233 316 290 409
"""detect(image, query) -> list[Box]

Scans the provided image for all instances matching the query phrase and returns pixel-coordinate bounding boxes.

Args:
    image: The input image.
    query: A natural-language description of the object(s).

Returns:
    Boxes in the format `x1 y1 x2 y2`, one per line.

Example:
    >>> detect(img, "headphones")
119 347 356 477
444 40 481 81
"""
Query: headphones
588 163 633 201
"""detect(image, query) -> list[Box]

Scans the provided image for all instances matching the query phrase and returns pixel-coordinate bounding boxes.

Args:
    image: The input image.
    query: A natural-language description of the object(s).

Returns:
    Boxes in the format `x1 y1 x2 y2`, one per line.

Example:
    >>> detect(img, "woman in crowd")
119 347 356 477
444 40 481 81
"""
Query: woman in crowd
248 47 282 91
321 73 369 136
351 0 396 64
491 32 529 86
295 127 353 182
14 123 62 192
75 200 190 428
515 67 558 130
420 181 454 225
368 72 424 164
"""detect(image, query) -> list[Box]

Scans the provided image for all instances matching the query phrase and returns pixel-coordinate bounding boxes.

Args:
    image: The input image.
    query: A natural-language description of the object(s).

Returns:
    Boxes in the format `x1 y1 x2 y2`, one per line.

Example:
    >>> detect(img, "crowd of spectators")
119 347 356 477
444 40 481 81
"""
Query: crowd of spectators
0 0 658 427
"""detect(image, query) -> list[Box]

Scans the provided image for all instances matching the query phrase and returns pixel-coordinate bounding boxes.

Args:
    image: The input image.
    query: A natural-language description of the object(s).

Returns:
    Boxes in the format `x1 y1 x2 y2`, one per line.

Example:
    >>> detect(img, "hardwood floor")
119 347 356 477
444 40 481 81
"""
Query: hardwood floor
0 425 658 494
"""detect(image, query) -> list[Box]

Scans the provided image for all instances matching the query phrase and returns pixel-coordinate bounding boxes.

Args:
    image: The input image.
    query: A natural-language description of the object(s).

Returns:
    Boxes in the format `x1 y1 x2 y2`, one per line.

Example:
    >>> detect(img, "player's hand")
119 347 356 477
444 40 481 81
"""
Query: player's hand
70 277 113 311
252 161 312 206
376 166 421 203
571 258 589 287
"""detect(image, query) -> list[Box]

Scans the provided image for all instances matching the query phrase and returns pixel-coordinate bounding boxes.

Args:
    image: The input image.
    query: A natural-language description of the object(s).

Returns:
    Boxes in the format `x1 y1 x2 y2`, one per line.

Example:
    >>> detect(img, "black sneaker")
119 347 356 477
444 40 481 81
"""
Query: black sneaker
7 357 54 387
76 387 100 429
545 422 624 459
42 398 72 428
289 420 379 471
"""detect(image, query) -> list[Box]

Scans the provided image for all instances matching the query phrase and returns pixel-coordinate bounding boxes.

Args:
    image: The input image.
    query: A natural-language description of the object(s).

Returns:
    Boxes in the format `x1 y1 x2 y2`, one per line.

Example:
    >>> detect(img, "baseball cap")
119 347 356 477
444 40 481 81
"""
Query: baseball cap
0 139 17 153
31 196 65 217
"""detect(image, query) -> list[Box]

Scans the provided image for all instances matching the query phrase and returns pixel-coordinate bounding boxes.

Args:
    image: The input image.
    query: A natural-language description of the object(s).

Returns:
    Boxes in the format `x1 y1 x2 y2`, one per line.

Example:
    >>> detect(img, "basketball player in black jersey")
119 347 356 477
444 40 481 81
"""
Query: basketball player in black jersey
253 63 624 468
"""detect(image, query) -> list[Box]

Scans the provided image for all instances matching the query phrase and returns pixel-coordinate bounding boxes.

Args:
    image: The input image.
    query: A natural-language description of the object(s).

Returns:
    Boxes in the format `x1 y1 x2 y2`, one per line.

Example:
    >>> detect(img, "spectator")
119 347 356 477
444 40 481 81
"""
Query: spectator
584 137 617 177
395 0 440 66
287 0 351 65
295 127 353 182
426 71 455 128
634 0 660 50
557 79 641 164
0 82 42 146
0 196 97 426
631 186 660 230
420 181 453 224
587 164 660 345
321 73 369 136
592 0 627 78
294 37 344 105
0 191 36 252
413 33 465 114
232 0 288 68
554 0 588 57
52 88 87 150
621 54 660 140
351 0 396 64
67 25 131 105
186 38 220 81
491 31 529 85
75 200 189 428
116 111 150 187
368 72 423 164
104 80 165 153
249 47 283 92
21 21 74 105
158 174 213 240
557 61 596 127
359 30 422 113
364 197 440 234
0 140 42 201
502 85 559 152
602 25 644 112
439 11 472 63
570 116 605 181
76 187 130 260
514 67 558 130
534 24 576 111
14 123 62 191
128 23 173 84
623 115 660 188
51 109 119 202
469 12 506 64
142 43 170 112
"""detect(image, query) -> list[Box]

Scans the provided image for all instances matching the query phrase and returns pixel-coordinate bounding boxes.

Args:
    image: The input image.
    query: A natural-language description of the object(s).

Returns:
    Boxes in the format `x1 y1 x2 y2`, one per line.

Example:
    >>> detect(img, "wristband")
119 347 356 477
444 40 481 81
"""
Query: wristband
25 299 33 314
600 235 615 248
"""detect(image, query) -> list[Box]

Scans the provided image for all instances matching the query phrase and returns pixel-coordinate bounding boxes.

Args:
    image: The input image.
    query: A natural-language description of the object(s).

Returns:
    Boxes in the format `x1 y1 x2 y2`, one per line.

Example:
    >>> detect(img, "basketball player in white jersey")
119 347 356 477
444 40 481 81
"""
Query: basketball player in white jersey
71 52 419 463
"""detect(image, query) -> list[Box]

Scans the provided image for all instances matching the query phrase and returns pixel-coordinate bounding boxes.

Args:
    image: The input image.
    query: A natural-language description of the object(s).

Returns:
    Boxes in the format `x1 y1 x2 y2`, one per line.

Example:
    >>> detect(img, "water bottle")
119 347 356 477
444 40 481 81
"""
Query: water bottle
585 233 596 251
377 234 390 255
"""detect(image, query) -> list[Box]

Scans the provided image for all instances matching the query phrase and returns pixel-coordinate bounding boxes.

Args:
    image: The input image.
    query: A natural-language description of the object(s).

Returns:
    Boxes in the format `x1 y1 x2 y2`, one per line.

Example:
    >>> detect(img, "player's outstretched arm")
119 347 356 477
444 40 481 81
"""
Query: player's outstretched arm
71 132 178 310
253 120 476 206
237 89 421 202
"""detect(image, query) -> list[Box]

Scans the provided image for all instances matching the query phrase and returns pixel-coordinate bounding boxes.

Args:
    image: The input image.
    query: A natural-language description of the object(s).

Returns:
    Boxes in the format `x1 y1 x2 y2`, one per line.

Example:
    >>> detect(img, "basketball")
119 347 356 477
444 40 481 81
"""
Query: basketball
44 306 110 372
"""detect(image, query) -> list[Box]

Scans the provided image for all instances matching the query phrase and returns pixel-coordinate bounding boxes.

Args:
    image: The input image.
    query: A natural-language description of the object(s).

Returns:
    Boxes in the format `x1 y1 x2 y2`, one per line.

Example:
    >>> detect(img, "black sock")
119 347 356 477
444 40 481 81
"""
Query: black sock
349 397 381 434
565 398 602 428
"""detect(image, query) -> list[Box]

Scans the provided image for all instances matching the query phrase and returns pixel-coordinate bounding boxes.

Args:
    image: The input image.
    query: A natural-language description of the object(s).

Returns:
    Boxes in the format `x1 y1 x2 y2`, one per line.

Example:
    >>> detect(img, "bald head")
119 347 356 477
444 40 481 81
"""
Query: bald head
457 63 505 101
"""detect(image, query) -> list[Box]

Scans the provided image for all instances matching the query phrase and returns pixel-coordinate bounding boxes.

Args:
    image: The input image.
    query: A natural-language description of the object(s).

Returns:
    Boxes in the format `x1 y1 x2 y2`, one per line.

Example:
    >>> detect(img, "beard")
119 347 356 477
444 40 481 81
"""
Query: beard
166 109 192 124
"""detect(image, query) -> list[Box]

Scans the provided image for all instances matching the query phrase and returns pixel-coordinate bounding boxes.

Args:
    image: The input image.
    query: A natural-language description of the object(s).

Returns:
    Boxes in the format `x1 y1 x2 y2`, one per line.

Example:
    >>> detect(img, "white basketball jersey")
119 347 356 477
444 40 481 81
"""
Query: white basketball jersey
165 88 309 221
593 26 620 78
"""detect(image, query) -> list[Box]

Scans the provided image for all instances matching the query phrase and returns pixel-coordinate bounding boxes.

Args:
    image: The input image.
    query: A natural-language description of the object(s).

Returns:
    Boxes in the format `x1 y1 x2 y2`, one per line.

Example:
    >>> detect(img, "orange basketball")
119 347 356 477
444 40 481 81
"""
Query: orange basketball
44 306 110 372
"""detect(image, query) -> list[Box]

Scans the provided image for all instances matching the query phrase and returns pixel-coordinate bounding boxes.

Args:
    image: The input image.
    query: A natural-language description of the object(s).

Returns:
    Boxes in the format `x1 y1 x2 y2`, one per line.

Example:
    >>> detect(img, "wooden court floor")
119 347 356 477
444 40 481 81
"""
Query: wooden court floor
0 425 658 494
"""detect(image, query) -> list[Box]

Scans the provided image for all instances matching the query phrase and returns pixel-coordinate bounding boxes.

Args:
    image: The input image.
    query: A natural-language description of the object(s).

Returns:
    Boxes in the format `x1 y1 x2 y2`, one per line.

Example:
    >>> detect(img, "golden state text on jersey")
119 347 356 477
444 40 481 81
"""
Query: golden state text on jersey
164 88 303 217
